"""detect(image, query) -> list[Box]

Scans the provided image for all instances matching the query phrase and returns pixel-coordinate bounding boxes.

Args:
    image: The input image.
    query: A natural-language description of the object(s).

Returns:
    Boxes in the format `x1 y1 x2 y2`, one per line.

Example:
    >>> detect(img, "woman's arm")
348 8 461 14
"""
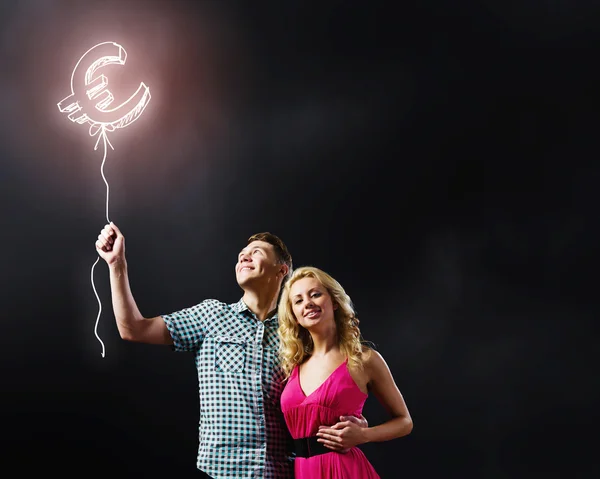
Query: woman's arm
316 350 412 449
360 349 413 443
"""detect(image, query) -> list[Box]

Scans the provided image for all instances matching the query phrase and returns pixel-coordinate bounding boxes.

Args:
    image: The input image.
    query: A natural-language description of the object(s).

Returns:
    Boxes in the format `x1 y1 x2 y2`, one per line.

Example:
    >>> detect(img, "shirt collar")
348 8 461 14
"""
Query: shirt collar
233 298 279 324
232 298 249 313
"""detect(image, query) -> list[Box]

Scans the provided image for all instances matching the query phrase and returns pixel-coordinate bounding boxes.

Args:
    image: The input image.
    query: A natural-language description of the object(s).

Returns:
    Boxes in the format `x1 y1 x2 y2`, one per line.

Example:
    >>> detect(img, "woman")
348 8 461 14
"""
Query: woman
278 266 413 478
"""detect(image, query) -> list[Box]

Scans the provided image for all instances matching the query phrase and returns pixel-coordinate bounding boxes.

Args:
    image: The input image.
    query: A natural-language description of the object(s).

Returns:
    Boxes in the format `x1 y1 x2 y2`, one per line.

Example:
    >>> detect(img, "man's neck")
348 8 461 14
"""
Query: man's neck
242 290 279 321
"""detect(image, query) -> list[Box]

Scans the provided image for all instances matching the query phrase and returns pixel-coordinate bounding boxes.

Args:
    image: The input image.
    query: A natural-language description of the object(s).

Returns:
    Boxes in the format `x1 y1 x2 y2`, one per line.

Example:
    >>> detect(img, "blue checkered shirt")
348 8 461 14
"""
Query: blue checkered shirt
162 298 294 479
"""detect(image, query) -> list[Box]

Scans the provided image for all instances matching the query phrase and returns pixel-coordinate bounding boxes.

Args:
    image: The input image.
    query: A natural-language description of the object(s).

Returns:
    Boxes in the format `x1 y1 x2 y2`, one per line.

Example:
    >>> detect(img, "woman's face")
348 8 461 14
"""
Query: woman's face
289 276 337 330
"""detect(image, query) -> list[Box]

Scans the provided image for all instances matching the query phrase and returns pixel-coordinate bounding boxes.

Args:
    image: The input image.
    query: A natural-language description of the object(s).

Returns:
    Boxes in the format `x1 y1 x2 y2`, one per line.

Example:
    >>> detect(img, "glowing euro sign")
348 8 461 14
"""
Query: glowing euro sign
57 41 151 144
57 41 151 359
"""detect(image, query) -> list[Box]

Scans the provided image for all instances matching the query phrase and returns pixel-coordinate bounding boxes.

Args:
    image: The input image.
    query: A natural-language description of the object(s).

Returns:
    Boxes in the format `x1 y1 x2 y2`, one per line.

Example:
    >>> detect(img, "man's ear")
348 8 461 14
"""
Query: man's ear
279 264 289 278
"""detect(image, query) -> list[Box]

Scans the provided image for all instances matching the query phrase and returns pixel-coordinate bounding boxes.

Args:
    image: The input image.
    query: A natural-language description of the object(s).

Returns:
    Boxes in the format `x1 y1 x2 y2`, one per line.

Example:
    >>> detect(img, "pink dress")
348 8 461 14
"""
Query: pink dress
280 359 380 478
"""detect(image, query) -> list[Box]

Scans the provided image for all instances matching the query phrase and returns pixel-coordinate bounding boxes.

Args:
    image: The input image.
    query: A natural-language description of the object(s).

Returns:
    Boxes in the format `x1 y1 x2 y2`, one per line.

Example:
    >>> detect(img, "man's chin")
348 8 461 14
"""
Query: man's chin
237 276 255 289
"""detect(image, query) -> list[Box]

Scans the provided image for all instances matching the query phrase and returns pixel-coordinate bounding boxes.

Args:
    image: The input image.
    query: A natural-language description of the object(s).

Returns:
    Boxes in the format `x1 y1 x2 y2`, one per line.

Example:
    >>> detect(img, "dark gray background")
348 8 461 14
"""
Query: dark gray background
1 1 598 477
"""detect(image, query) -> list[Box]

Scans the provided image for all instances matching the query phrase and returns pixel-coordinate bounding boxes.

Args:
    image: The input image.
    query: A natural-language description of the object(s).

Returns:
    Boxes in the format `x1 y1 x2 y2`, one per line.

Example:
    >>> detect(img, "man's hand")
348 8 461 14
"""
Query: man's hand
316 415 369 452
346 413 368 429
96 222 125 266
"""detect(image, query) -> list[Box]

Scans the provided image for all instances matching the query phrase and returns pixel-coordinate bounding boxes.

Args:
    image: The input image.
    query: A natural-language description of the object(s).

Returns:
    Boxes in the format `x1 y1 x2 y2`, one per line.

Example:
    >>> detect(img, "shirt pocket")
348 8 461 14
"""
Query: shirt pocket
215 336 246 373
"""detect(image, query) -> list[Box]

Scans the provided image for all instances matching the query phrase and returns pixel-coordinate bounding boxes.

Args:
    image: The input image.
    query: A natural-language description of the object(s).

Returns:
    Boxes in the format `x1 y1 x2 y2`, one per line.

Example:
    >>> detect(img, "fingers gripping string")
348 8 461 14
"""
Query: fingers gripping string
90 125 113 358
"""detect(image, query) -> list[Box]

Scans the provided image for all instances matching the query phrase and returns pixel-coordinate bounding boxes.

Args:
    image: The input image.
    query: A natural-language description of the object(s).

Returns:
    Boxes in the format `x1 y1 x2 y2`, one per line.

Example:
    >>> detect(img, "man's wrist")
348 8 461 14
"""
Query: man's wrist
108 259 127 273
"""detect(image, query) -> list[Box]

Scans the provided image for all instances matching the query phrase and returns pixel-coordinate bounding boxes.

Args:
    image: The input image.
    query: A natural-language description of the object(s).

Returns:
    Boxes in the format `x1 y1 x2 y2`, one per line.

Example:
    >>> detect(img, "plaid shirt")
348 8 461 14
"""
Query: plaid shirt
162 298 294 479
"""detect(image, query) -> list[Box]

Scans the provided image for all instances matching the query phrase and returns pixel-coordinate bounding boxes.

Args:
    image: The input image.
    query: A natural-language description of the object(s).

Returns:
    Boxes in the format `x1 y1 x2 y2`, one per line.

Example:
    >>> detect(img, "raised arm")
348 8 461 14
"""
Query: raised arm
95 222 172 345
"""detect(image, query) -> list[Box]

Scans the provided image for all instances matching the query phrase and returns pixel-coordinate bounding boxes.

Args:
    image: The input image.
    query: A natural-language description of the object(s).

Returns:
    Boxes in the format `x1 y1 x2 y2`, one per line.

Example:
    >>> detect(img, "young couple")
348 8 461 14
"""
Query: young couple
95 223 412 479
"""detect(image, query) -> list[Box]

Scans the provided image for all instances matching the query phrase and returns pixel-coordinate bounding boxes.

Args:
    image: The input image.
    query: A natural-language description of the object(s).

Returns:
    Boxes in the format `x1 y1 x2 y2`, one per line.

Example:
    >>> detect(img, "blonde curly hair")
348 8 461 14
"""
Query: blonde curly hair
277 266 370 378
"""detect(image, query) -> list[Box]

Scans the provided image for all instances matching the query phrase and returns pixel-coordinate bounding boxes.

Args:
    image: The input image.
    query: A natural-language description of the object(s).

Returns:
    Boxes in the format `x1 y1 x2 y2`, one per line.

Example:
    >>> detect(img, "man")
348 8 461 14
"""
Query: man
95 222 365 479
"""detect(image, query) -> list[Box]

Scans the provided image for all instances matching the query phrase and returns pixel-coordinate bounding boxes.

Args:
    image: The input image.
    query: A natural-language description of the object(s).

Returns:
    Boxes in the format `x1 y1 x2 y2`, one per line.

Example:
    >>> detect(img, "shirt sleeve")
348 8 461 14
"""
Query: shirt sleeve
161 301 212 351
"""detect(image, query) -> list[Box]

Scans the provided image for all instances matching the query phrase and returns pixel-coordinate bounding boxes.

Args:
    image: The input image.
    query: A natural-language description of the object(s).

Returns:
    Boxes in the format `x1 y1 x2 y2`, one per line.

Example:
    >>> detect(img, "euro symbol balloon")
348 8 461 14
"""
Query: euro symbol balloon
58 41 151 358
58 41 151 155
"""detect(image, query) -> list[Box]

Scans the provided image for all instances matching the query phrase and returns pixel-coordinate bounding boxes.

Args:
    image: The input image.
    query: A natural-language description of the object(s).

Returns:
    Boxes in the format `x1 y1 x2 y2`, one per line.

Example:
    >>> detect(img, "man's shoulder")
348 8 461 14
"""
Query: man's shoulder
198 298 228 308
201 298 244 309
190 298 247 316
165 299 236 317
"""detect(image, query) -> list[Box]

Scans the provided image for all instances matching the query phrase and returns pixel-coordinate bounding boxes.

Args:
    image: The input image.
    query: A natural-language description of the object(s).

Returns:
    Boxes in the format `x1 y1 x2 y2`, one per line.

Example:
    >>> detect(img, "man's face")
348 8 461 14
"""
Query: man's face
235 240 282 288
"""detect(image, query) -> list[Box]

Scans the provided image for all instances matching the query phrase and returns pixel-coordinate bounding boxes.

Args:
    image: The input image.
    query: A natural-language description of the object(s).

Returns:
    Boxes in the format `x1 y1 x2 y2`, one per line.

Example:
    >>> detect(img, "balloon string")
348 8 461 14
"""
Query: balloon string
91 257 105 358
95 127 114 223
90 128 111 358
